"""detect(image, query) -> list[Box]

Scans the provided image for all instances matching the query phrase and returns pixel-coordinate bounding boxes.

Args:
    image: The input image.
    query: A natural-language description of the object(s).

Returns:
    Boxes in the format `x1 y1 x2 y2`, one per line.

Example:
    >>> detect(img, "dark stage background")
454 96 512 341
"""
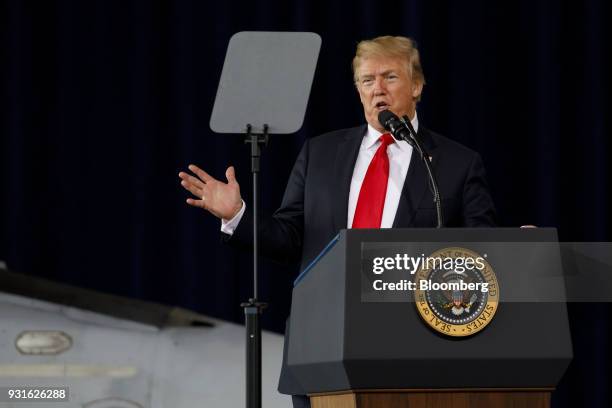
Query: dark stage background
1 0 610 406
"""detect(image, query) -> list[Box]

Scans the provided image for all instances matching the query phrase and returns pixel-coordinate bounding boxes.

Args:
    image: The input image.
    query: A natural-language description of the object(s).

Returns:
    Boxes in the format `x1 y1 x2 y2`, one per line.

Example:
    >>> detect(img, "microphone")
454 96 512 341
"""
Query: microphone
377 109 444 228
377 110 414 146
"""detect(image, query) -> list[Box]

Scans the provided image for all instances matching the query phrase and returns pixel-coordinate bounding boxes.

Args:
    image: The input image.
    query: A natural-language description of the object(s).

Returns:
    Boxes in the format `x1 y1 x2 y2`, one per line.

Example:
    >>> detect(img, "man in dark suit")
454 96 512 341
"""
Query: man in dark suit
179 35 496 407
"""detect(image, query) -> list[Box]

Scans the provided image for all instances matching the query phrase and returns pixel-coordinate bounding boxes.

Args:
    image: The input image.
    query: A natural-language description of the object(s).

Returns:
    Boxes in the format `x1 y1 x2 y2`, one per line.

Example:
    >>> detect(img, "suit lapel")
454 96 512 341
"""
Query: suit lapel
332 126 366 232
392 127 439 228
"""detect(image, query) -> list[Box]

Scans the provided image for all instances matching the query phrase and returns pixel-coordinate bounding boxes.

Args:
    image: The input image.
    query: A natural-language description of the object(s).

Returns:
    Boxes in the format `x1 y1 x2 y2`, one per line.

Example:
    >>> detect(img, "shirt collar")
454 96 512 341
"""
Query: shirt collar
364 112 419 151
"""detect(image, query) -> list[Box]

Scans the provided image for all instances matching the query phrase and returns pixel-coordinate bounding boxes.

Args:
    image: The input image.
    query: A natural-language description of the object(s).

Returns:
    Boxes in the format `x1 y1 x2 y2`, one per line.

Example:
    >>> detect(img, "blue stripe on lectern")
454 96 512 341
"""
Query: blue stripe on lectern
293 233 340 287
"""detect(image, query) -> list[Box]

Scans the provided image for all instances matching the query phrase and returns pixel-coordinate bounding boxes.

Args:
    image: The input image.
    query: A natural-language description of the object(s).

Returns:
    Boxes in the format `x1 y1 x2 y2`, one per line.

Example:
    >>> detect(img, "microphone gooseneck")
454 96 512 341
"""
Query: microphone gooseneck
377 110 444 228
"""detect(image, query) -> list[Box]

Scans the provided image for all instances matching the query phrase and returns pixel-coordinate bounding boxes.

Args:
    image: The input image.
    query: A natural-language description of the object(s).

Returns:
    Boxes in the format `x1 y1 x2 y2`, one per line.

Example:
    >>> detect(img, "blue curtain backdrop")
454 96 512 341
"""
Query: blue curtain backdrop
1 0 610 406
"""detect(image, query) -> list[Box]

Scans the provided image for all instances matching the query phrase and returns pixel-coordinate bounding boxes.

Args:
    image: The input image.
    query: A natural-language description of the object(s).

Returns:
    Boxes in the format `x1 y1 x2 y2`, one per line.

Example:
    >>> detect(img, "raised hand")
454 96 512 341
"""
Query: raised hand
178 164 243 220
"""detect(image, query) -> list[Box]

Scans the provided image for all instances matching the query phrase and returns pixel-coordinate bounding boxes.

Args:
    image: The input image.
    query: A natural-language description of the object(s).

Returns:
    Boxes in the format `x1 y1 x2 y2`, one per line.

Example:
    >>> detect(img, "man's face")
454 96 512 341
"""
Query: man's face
355 56 423 132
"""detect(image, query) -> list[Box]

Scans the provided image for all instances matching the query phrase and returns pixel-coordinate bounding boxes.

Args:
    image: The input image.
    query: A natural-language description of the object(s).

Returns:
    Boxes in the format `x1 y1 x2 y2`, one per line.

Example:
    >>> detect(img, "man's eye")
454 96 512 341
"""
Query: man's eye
362 79 373 86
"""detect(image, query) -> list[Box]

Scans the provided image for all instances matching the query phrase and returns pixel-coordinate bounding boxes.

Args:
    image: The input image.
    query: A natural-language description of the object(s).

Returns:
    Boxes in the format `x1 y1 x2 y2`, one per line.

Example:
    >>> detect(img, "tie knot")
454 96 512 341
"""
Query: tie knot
379 133 395 146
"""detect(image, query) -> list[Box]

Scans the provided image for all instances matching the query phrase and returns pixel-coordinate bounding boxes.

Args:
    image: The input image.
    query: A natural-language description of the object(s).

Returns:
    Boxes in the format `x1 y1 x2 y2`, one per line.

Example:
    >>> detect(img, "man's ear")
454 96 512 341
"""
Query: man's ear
356 84 366 104
412 81 424 100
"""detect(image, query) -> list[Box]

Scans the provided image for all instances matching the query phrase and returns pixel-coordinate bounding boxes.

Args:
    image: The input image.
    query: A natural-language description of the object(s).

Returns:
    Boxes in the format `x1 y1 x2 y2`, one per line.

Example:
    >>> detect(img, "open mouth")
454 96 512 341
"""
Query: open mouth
375 101 389 111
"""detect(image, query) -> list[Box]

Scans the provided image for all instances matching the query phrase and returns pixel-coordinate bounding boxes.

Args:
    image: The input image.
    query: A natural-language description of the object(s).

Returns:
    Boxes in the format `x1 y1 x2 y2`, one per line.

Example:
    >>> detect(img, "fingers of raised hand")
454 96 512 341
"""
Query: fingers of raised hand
186 197 207 209
179 171 206 189
188 164 215 183
178 172 205 196
180 179 205 198
225 166 238 184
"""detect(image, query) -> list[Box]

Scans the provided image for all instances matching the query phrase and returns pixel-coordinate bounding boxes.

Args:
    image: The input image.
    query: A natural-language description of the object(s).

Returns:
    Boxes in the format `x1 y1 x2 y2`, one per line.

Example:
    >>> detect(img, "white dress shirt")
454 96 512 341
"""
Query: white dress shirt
347 114 416 228
222 113 418 233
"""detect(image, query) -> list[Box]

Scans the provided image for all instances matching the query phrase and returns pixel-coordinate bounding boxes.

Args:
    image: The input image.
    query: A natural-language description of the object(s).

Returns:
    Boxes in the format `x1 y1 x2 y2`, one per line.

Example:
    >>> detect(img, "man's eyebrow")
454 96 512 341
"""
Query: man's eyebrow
359 69 398 79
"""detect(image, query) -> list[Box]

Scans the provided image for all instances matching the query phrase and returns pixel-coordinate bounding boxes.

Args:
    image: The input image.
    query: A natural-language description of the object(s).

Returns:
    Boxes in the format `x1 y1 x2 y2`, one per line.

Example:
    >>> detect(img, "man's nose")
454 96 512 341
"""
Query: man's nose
373 76 386 94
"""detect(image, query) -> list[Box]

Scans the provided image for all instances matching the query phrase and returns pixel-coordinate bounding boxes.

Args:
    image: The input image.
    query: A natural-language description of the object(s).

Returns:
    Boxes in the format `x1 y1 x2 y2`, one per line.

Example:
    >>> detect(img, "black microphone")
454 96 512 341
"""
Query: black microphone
377 110 414 146
377 109 444 228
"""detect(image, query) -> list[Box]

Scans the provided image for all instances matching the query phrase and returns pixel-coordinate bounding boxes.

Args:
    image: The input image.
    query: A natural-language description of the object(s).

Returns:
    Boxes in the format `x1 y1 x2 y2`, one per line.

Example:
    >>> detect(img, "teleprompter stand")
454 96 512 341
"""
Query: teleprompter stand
240 123 269 408
210 32 321 408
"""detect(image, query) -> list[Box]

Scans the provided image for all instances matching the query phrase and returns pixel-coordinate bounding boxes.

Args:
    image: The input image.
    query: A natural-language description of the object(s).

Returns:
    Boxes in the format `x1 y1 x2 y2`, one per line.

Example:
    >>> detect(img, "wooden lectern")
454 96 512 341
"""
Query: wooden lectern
309 389 551 408
310 388 552 408
286 228 572 408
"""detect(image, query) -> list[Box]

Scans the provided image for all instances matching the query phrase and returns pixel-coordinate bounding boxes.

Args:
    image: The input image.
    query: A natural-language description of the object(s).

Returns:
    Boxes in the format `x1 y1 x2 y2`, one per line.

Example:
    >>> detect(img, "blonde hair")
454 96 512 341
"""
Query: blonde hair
352 35 426 88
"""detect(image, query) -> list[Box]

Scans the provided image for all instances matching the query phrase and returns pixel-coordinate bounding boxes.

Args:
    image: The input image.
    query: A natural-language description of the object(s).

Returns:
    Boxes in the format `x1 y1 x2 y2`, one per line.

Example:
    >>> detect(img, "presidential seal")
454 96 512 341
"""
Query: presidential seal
414 247 499 337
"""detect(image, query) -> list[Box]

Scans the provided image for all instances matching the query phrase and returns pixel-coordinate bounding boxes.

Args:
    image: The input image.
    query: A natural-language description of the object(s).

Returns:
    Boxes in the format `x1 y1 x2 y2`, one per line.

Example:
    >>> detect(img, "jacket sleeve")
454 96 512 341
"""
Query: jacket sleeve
222 138 309 265
462 152 497 227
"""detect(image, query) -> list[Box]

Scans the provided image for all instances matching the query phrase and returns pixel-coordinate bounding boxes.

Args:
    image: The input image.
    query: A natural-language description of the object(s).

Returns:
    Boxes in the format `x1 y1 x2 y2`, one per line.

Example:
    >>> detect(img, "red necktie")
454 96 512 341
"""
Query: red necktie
352 133 395 228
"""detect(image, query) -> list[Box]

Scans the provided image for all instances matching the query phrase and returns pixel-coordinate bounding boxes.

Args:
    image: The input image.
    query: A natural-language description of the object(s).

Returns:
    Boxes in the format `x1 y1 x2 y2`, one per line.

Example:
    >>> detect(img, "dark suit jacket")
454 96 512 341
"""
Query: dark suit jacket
225 124 497 394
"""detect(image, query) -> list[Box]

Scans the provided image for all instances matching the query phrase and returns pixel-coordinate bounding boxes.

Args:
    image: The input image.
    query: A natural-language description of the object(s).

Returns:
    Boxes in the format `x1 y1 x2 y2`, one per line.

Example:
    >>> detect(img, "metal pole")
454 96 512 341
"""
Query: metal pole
241 124 268 408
